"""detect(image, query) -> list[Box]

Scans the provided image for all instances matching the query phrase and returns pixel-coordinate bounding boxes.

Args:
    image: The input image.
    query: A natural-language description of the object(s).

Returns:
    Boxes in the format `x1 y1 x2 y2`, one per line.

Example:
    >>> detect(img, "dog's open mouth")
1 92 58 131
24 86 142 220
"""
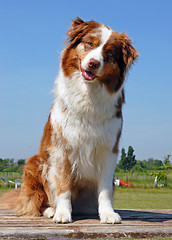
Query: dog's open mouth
80 66 96 81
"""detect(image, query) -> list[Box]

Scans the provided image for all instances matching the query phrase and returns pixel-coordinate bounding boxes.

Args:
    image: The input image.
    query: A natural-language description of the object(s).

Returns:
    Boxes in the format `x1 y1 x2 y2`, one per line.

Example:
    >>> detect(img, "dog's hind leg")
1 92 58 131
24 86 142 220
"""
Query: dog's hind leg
14 155 48 216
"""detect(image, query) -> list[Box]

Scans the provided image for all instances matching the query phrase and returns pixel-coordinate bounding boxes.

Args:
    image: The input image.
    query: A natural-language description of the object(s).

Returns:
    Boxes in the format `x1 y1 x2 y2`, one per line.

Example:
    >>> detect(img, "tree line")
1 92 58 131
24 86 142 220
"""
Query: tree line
0 158 25 172
116 146 172 173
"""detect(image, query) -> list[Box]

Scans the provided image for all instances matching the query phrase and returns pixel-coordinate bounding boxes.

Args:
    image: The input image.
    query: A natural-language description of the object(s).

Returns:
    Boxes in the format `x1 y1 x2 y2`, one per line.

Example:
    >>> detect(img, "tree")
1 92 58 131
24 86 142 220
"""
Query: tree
127 146 137 170
150 171 168 187
164 155 171 165
164 155 171 166
0 158 4 171
145 158 163 170
3 159 10 168
154 159 163 168
118 146 136 171
118 148 127 171
17 159 25 166
163 155 172 170
0 158 25 172
132 160 147 172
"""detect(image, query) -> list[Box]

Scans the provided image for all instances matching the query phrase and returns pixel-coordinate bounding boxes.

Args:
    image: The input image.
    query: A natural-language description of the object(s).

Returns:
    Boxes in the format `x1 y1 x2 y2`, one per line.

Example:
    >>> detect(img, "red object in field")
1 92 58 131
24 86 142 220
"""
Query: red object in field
119 180 136 187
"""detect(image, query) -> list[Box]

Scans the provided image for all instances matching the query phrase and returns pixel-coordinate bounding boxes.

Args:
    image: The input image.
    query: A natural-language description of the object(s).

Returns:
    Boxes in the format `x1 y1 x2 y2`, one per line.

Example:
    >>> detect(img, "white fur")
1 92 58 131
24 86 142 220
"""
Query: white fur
81 26 112 75
98 152 121 223
51 70 123 179
43 207 54 218
53 191 72 223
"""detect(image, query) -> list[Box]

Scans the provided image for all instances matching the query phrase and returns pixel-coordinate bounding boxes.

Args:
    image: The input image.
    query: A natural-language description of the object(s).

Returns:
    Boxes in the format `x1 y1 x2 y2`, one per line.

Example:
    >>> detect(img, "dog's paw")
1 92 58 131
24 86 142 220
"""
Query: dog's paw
100 211 121 224
53 208 72 223
42 207 55 218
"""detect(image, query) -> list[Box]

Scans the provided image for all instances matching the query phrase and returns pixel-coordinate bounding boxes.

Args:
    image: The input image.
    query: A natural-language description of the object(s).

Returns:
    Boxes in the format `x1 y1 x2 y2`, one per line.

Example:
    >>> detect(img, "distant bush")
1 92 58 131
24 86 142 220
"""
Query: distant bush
0 158 25 172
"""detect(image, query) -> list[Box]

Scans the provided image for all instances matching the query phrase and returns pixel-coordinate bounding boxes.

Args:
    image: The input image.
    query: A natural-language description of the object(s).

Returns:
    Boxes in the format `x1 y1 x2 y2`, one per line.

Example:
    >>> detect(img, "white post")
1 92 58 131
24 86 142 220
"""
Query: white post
154 176 158 186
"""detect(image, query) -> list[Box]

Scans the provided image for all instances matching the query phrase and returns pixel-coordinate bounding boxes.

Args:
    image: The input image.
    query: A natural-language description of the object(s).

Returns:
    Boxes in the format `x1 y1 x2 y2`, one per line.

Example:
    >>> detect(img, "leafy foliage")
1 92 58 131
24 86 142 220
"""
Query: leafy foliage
163 155 172 169
117 147 171 173
150 171 168 186
116 147 172 187
118 146 136 171
0 158 25 172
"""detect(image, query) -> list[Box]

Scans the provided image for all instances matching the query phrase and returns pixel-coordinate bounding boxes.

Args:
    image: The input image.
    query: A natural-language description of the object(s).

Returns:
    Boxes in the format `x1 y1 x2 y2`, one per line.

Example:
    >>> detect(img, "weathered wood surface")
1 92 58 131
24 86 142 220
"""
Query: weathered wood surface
0 209 172 239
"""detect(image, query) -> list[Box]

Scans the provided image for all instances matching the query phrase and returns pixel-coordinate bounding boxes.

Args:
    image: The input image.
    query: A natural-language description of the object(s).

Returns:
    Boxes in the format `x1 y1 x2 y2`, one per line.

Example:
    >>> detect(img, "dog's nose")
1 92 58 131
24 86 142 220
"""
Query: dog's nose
88 58 100 70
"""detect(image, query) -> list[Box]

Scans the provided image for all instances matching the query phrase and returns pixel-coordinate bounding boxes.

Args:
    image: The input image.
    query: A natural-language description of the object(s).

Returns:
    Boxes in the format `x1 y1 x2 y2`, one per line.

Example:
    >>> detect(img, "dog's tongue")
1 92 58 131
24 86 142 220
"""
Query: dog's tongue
81 69 96 80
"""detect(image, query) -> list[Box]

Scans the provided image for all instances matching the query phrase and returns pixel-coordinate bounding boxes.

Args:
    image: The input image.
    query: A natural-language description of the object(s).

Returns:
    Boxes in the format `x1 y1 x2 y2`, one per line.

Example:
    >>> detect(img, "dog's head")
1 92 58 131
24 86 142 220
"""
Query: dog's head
62 17 139 93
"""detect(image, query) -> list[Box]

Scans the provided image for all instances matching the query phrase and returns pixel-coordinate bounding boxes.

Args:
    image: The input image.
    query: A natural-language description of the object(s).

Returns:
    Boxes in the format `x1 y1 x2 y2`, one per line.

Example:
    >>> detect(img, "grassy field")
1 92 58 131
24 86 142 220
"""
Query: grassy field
114 187 172 209
113 171 172 209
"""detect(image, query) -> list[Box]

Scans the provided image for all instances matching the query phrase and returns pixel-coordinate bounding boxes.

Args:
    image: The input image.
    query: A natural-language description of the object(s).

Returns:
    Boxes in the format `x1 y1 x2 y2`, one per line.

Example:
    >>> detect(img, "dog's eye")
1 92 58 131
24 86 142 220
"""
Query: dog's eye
87 42 93 47
84 41 93 50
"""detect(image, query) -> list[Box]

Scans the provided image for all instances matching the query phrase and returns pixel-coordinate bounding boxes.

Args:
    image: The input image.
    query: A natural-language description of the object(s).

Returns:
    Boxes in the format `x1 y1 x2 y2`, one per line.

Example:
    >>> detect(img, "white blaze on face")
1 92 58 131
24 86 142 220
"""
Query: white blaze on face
81 26 112 76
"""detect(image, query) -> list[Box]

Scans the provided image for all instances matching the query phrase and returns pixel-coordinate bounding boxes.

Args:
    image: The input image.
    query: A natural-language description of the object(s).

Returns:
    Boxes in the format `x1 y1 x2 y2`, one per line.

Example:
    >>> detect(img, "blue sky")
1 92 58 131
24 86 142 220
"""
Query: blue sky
0 0 172 162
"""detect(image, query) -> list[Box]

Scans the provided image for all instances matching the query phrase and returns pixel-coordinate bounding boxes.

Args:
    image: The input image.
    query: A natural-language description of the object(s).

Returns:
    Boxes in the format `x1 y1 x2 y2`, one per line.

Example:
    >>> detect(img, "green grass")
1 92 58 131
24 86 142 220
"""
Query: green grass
113 171 172 209
114 187 172 209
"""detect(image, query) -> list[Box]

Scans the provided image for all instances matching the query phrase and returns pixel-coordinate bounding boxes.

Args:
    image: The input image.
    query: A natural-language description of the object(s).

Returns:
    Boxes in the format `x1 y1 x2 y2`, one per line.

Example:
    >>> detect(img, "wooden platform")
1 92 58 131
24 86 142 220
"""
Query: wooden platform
0 209 172 239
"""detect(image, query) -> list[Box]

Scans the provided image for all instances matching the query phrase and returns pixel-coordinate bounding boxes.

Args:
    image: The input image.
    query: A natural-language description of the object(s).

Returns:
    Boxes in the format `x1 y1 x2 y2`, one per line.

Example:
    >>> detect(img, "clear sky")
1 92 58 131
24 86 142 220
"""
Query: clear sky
0 0 172 162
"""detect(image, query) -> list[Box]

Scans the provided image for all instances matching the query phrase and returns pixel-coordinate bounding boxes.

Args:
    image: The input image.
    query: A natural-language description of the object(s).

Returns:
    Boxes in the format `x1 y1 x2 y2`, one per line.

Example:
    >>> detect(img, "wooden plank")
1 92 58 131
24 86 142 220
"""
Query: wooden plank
0 209 172 239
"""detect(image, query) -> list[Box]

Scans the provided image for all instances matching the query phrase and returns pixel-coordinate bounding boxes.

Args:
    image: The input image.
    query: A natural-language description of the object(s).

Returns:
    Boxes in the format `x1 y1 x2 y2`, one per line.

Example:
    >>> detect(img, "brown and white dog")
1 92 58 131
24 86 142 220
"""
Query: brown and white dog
12 18 138 224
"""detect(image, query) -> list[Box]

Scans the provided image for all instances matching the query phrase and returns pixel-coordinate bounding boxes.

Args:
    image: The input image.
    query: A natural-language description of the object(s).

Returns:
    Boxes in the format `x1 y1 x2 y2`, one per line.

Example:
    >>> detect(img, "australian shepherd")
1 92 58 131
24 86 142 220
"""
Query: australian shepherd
2 18 138 224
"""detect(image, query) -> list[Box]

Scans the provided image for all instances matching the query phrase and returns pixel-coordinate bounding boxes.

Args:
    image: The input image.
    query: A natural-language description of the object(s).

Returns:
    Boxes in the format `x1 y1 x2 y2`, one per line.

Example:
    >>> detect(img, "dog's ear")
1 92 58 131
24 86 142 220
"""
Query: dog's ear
66 17 99 46
67 17 87 43
121 34 139 68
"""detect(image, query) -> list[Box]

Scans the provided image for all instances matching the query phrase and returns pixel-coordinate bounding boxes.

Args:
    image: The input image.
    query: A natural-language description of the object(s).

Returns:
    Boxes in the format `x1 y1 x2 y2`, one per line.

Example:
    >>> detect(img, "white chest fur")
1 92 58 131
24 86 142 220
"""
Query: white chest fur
50 70 123 179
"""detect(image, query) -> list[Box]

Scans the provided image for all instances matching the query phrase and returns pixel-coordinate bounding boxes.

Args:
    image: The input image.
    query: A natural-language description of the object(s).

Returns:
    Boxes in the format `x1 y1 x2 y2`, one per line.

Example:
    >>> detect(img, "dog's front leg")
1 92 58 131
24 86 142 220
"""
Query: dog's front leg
50 156 72 223
53 190 72 223
98 153 121 224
